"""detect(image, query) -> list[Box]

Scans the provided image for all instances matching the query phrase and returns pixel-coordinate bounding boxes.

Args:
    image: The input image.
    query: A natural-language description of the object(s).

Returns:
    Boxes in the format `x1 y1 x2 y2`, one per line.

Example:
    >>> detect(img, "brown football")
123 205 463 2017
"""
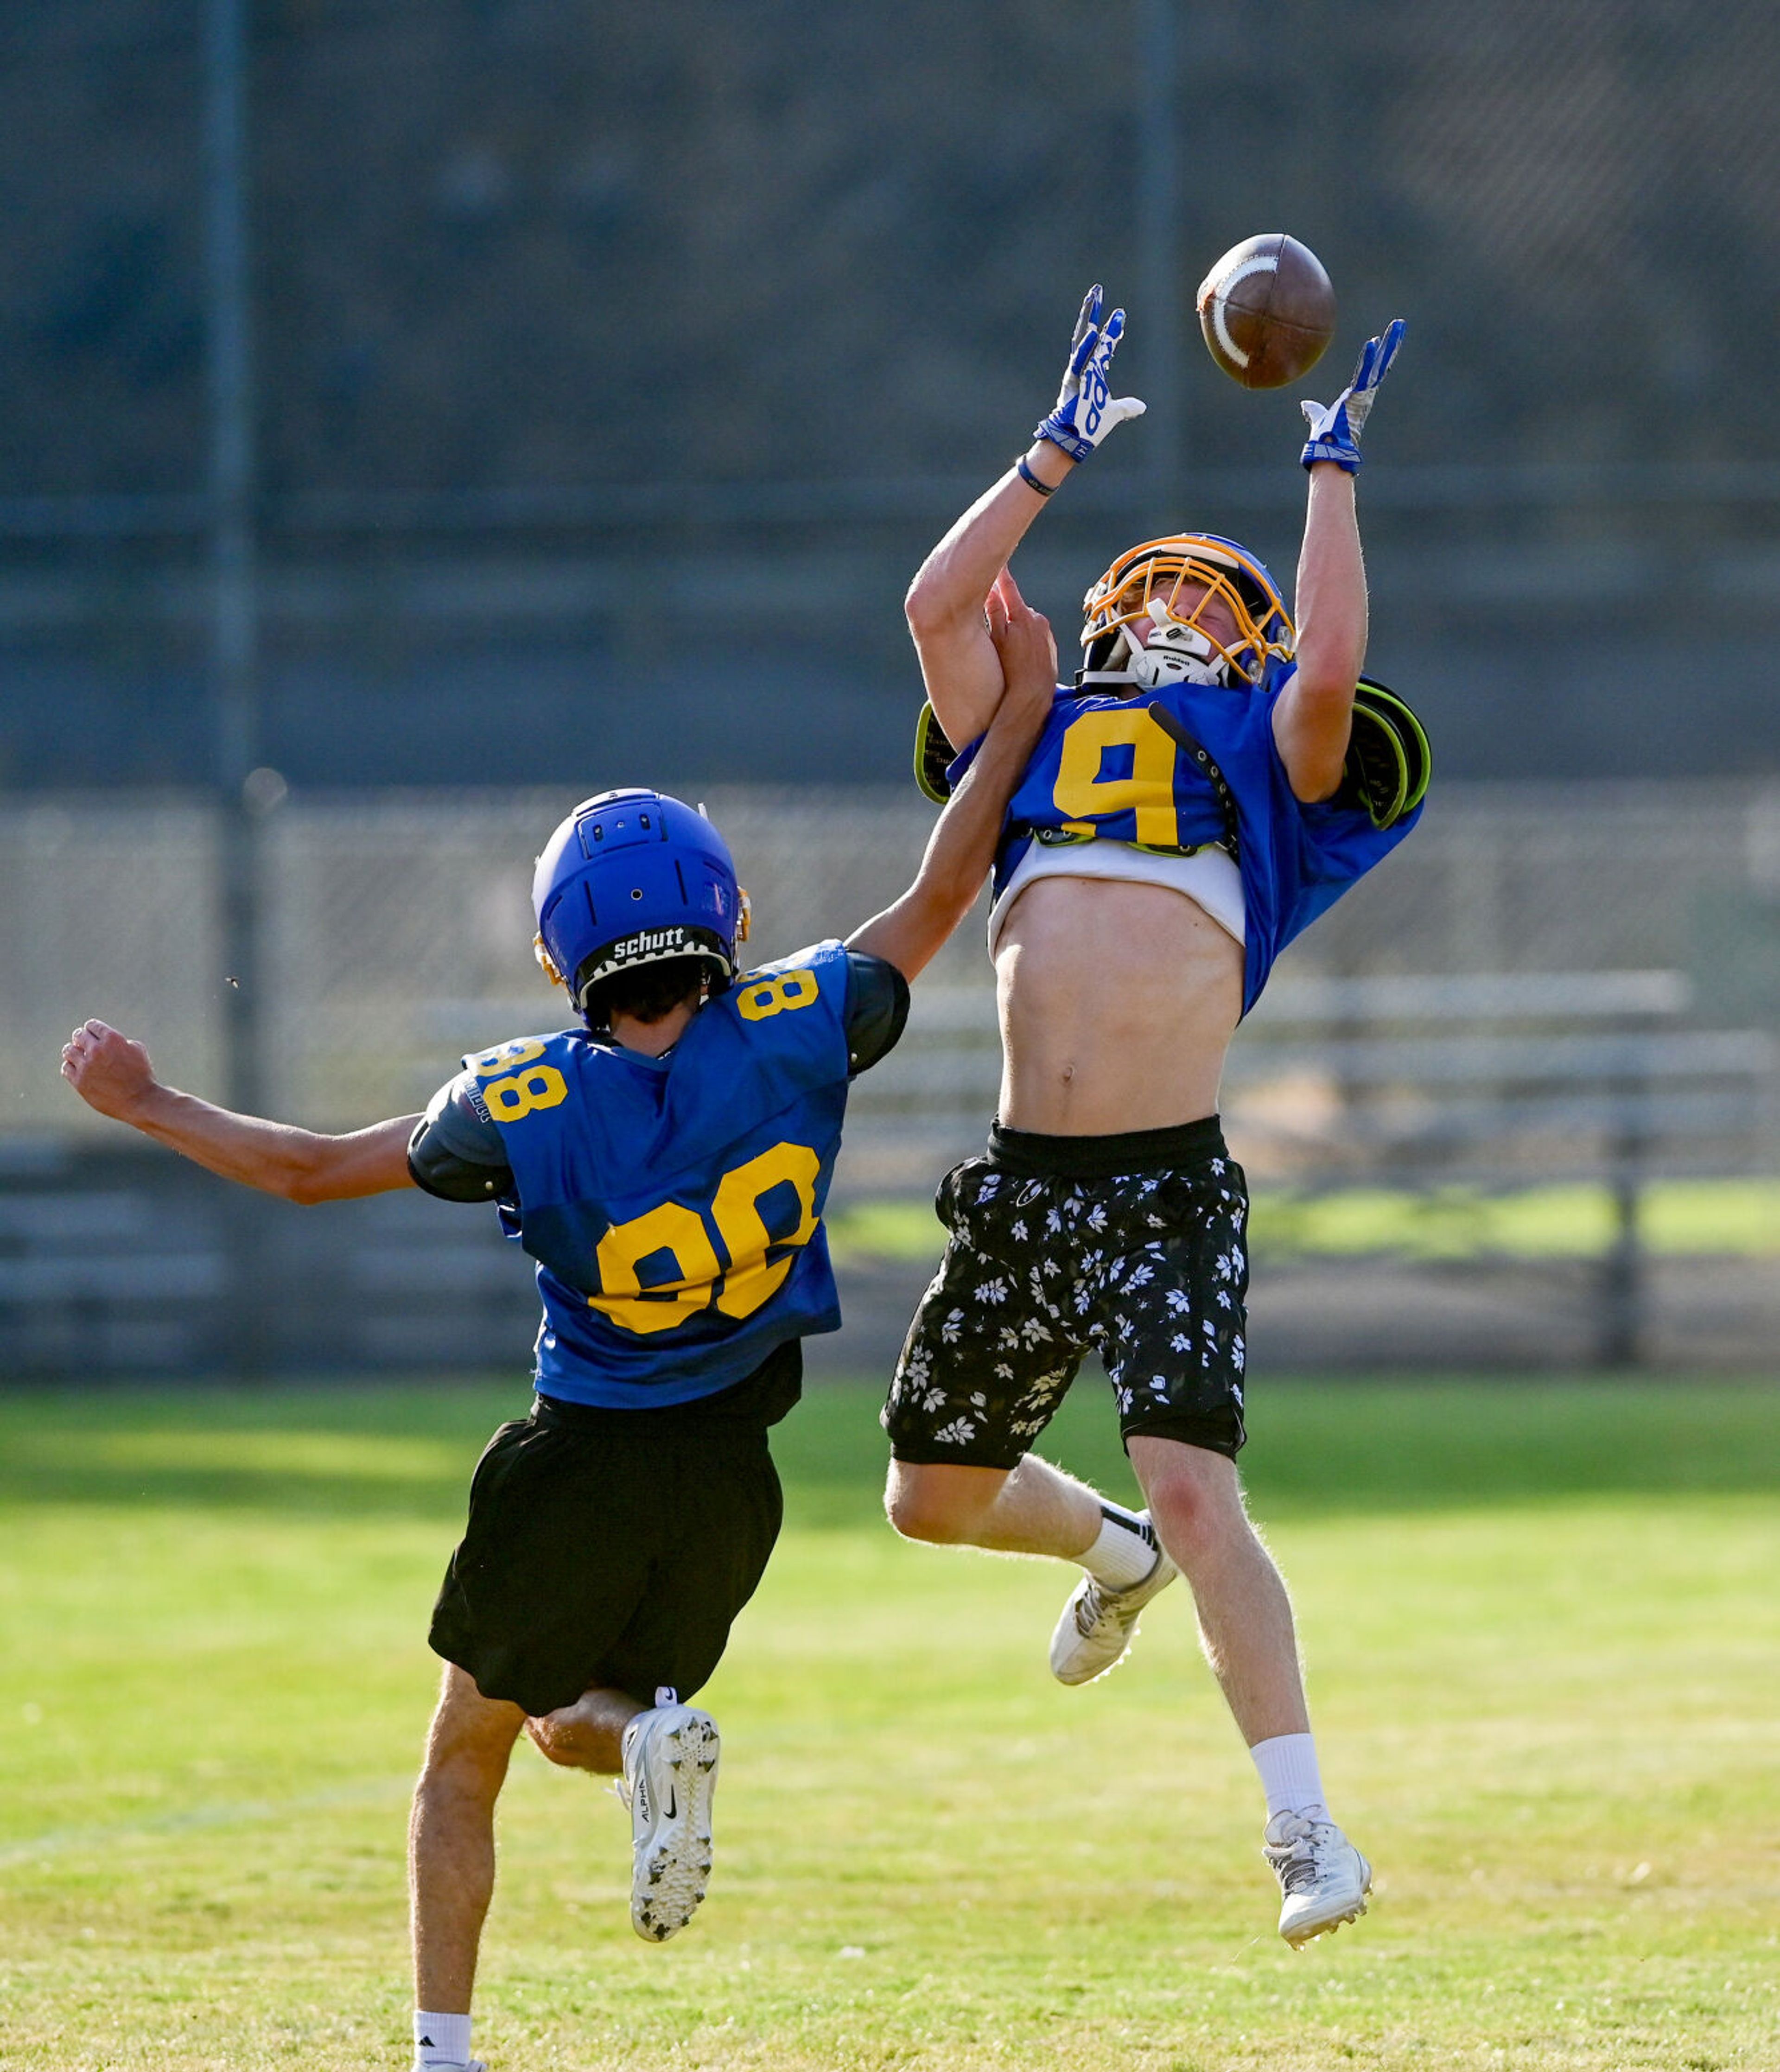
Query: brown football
1196 234 1336 390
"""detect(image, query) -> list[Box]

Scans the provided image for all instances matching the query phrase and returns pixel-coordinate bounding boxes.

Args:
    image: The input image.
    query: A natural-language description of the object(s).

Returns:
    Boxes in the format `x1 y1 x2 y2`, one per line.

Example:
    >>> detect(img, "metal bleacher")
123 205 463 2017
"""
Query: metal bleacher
2 782 1776 1375
843 968 1780 1365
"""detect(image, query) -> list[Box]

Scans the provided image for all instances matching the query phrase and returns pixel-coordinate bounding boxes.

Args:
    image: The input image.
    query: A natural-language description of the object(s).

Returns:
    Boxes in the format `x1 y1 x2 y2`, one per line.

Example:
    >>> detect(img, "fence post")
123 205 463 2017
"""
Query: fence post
204 0 270 1375
1597 1042 1647 1368
1136 0 1182 535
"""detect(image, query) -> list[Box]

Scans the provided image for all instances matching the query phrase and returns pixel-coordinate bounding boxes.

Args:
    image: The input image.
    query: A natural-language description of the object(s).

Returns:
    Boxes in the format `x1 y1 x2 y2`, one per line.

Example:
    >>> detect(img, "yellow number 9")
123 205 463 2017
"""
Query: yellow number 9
482 1065 568 1121
1053 708 1180 848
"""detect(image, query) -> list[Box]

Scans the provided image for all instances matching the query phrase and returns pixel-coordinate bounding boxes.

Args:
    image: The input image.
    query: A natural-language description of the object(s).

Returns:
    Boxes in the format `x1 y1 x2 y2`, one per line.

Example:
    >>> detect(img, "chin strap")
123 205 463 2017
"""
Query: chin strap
1131 648 1229 688
1142 702 1243 864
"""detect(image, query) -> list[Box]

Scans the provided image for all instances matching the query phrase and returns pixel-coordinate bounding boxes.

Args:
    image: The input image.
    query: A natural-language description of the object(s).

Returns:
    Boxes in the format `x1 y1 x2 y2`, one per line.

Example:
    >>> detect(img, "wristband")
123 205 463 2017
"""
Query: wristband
1015 455 1057 497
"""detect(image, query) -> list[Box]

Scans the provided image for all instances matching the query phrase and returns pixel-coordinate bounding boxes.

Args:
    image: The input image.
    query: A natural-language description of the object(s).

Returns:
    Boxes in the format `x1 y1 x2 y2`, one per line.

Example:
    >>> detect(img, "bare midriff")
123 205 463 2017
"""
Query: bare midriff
993 875 1244 1135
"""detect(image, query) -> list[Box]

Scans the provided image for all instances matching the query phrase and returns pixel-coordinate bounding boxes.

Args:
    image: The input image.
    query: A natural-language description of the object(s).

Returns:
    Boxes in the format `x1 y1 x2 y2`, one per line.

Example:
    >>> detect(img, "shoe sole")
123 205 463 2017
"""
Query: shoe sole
629 1710 720 1944
1051 1555 1180 1687
1280 1855 1373 1948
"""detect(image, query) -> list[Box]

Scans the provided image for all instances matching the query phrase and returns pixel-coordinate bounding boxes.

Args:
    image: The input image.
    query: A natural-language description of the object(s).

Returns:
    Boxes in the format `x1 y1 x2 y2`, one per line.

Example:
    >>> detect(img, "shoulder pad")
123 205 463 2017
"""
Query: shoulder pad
914 701 957 803
842 950 911 1074
1336 678 1431 828
408 1068 513 1201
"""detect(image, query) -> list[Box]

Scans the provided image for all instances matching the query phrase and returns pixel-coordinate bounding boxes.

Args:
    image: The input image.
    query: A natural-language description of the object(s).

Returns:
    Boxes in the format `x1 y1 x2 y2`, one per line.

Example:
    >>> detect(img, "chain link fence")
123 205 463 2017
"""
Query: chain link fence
7 779 1780 1147
3 780 1776 1373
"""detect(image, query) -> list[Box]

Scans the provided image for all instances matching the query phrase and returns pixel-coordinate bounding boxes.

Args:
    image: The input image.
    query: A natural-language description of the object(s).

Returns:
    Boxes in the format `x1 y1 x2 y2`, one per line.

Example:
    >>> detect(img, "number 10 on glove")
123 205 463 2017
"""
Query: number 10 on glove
1034 285 1147 464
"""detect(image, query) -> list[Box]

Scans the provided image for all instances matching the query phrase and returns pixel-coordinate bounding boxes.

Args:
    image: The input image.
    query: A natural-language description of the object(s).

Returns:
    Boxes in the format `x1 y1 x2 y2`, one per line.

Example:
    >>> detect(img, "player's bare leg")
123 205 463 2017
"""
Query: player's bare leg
887 1454 1179 1681
1126 1437 1308 1741
529 1681 721 1943
410 1665 525 2021
884 1455 1100 1557
530 1679 721 1945
1129 1435 1371 1942
525 1685 645 1773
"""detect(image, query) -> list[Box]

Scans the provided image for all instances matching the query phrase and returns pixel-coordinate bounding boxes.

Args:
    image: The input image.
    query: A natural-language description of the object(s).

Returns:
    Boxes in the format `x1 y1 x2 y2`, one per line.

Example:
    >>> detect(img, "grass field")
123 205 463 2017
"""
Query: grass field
827 1178 1780 1264
1 1377 1777 2071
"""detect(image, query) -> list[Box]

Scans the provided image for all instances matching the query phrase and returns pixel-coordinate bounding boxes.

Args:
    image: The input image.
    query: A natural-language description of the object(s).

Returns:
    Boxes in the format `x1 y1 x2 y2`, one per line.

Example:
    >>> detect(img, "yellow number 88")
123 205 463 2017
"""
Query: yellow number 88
591 1140 821 1335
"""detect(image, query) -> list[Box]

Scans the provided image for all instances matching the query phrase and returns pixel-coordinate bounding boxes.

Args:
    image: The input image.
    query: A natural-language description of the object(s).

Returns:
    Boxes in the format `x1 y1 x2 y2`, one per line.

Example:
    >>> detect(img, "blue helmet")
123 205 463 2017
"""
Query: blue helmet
532 789 749 1015
1078 531 1295 690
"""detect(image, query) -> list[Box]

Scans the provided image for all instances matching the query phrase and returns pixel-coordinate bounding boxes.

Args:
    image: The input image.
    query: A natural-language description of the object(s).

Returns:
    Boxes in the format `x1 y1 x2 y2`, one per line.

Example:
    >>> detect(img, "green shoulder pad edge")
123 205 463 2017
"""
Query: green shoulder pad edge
1341 677 1431 829
1356 677 1431 814
914 700 957 804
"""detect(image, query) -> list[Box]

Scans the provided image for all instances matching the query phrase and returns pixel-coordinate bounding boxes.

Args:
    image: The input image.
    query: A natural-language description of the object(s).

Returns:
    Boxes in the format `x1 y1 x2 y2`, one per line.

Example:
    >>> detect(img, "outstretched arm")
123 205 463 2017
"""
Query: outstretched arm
904 286 1144 750
1273 465 1368 801
850 573 1056 982
1273 321 1405 802
61 1020 417 1202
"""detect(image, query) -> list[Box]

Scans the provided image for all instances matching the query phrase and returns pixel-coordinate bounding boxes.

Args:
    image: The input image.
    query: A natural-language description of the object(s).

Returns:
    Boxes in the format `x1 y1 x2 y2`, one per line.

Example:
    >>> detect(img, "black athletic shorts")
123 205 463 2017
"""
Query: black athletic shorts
429 1341 801 1717
882 1118 1249 1469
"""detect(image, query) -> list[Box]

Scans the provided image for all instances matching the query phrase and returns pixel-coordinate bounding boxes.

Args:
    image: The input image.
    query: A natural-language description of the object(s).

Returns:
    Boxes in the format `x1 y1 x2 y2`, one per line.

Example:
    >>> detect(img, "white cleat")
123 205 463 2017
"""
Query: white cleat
619 1693 720 1943
1049 1535 1180 1685
1264 1811 1373 1946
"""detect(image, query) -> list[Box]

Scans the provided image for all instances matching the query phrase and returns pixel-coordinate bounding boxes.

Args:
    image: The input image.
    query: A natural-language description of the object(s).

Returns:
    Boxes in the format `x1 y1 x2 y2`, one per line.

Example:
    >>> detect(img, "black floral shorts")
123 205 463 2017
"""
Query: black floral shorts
882 1118 1249 1468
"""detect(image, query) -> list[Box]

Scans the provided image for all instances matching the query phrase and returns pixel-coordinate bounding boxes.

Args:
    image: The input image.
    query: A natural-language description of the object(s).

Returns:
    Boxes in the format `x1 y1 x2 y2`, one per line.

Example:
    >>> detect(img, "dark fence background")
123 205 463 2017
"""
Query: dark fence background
3 781 1775 1377
4 0 1780 791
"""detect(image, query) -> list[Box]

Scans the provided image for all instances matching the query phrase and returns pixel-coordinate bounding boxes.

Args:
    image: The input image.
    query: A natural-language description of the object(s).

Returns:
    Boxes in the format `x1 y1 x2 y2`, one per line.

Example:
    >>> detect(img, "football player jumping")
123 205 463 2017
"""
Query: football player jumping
881 289 1424 1946
60 581 1055 2072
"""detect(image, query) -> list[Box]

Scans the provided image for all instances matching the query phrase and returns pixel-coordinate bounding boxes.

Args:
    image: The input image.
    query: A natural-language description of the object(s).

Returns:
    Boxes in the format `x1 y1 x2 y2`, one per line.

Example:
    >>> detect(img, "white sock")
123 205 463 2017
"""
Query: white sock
414 2010 473 2071
1250 1732 1329 1825
1079 1503 1159 1589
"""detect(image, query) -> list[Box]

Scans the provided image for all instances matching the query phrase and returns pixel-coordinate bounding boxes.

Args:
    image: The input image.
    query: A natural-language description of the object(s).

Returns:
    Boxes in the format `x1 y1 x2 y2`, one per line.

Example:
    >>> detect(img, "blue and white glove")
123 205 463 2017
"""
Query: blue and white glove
1299 318 1406 472
1034 284 1146 463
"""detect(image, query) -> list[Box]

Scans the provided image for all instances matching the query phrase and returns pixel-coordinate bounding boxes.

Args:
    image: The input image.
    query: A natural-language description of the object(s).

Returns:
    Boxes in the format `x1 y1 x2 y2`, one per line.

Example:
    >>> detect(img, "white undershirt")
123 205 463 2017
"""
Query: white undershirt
986 838 1247 957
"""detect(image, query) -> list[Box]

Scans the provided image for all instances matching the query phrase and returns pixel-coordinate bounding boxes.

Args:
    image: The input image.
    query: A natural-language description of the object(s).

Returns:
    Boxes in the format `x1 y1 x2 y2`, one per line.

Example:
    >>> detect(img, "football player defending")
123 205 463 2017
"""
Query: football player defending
882 289 1425 1946
61 583 1053 2072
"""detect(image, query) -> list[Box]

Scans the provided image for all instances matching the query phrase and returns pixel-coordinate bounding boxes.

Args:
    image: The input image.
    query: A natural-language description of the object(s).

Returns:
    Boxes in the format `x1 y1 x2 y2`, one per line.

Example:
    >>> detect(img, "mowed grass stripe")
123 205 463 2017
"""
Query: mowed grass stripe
0 1380 1775 2071
3 1376 1776 1518
827 1177 1780 1264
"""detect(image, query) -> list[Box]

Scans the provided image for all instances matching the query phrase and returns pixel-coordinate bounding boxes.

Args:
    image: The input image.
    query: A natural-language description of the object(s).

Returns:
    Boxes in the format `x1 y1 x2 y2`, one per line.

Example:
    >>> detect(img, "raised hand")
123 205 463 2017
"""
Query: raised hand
61 1018 158 1121
1299 318 1406 472
985 568 1059 733
1034 285 1147 463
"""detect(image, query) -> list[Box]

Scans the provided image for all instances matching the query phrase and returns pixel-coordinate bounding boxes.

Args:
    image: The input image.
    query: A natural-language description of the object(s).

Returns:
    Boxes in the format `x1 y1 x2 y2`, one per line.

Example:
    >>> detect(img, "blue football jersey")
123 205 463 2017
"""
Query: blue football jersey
950 667 1424 1013
455 940 860 1409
